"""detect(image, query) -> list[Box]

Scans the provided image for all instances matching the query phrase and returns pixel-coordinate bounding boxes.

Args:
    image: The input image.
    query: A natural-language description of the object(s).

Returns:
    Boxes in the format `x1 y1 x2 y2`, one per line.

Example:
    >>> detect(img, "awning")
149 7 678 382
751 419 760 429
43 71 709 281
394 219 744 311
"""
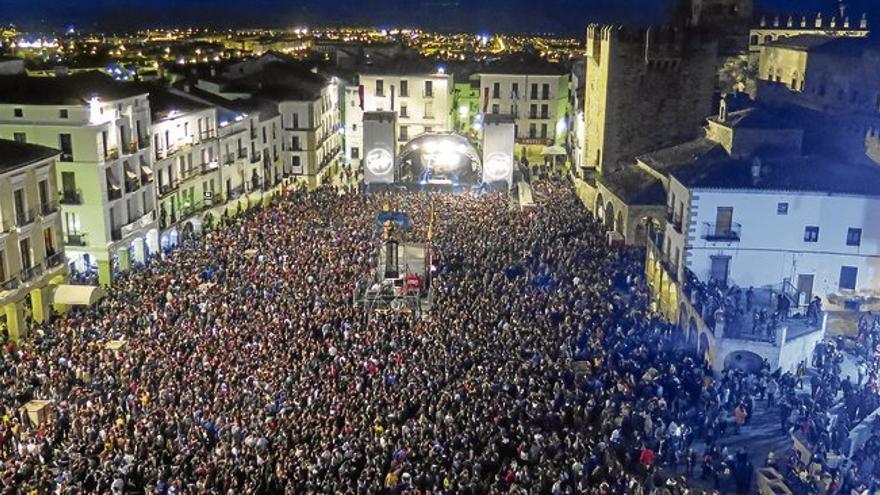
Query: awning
54 284 107 306
541 145 567 156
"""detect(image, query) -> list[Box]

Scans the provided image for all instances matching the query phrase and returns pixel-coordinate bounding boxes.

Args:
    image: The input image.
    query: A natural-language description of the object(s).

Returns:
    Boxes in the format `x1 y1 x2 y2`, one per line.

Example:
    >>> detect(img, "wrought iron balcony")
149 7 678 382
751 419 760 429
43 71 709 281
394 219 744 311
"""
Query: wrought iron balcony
1 276 20 291
20 263 44 282
45 251 66 268
65 233 87 246
60 190 83 205
40 202 59 215
702 222 742 242
14 208 36 227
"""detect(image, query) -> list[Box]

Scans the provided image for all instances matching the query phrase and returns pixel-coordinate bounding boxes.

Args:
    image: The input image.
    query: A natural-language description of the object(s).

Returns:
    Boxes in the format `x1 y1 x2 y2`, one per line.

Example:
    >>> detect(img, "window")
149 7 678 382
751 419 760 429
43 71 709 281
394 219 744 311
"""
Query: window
59 134 73 161
491 104 500 114
777 202 788 215
400 103 408 117
804 226 819 242
492 82 500 98
540 124 548 139
13 108 22 118
291 113 299 129
750 34 759 45
13 132 25 143
351 147 359 159
530 83 538 99
839 266 858 290
424 127 432 134
400 80 408 97
400 125 408 140
847 228 862 246
424 102 433 119
292 156 301 168
529 104 537 119
528 124 537 139
541 83 550 100
540 104 548 119
424 80 433 97
291 136 300 150
59 109 68 119
511 82 519 98
376 80 384 97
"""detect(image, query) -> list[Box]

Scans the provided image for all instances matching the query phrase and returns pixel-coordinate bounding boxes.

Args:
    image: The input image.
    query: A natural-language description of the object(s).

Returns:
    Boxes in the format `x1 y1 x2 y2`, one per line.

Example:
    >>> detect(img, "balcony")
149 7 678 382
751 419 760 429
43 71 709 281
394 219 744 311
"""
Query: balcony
224 153 235 165
250 151 263 163
124 178 140 194
158 182 177 198
201 161 220 174
45 251 66 268
702 222 742 242
65 233 87 247
666 209 683 233
199 129 218 141
180 166 201 180
103 148 120 161
237 149 248 159
20 264 44 282
1 276 20 292
60 190 83 205
226 185 245 200
40 202 59 216
120 211 155 238
14 208 36 228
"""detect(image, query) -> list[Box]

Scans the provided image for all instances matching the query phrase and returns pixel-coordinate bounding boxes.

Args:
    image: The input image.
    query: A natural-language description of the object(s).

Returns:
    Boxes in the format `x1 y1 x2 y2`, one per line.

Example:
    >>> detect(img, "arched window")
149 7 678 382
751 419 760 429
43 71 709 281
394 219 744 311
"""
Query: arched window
750 34 759 45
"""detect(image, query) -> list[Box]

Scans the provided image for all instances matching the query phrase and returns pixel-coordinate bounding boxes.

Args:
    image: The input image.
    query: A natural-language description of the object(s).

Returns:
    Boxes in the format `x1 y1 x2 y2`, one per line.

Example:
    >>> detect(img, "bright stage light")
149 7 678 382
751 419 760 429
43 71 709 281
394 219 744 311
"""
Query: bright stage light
365 148 394 175
484 152 513 181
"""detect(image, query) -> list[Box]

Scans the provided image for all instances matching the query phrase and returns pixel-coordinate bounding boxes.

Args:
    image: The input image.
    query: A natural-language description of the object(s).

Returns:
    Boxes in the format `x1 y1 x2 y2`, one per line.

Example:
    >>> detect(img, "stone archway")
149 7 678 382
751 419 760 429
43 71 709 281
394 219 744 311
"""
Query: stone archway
699 332 711 363
724 350 764 373
604 202 615 230
595 193 605 222
688 317 698 350
615 210 624 235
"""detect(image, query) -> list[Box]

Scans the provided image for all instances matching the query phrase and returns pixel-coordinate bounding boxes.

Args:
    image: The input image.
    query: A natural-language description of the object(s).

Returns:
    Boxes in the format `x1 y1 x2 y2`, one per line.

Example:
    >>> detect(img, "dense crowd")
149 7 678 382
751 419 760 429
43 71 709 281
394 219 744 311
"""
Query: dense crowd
0 180 810 494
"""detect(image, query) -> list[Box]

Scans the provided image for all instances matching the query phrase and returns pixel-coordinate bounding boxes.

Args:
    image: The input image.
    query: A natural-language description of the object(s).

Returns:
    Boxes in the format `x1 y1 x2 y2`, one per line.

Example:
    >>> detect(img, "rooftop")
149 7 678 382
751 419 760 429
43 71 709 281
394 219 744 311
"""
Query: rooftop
709 106 800 130
143 85 213 122
600 166 666 205
479 53 568 75
0 71 147 106
0 139 59 174
668 155 880 196
764 34 876 55
637 137 724 175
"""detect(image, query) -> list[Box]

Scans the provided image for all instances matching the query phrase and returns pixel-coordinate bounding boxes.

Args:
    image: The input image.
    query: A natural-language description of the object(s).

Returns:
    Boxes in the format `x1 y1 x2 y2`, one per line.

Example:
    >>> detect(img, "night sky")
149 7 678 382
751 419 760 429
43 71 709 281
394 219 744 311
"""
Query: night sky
1 0 878 34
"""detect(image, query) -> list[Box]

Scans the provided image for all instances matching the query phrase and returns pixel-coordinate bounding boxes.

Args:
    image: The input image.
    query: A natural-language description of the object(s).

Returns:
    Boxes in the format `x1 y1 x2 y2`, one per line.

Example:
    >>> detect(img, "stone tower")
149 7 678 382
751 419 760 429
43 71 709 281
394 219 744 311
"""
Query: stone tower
677 0 754 55
584 24 718 172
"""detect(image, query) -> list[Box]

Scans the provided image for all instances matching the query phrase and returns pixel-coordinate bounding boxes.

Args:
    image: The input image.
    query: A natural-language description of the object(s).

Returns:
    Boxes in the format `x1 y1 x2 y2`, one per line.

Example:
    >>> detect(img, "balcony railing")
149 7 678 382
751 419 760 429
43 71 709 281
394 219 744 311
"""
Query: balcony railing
666 209 683 233
702 222 742 242
60 190 83 205
45 251 66 268
227 185 245 199
40 202 59 216
65 233 87 246
1 276 20 291
224 153 235 165
124 178 140 194
14 208 36 227
20 264 44 282
180 166 201 180
120 211 155 238
237 149 248 159
251 151 262 163
158 183 177 197
201 161 220 174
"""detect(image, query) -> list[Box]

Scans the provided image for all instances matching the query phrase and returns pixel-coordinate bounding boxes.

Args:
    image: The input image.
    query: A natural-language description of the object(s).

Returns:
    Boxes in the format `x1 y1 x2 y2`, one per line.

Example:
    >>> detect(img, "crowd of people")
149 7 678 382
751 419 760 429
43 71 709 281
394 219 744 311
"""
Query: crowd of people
0 179 861 494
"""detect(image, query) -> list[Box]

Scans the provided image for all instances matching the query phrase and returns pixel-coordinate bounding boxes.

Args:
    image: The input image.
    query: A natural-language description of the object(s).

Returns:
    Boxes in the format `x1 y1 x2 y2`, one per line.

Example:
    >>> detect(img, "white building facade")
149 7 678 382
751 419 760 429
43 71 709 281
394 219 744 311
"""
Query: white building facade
477 72 569 147
359 71 452 146
665 169 880 311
